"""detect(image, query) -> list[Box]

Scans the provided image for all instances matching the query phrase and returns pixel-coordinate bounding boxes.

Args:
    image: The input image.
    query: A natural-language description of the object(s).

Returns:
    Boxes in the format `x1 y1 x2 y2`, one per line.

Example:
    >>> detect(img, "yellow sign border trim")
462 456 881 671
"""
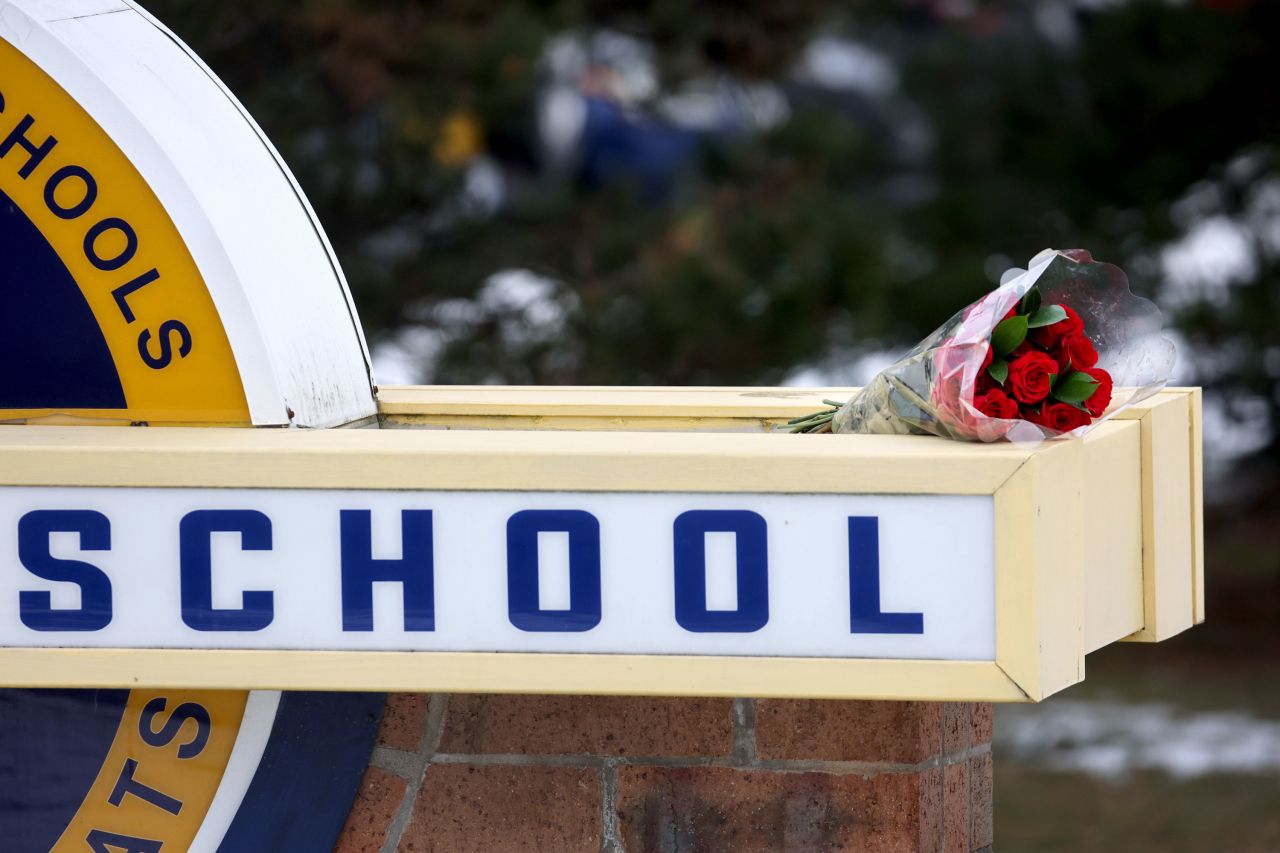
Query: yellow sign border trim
0 388 1203 703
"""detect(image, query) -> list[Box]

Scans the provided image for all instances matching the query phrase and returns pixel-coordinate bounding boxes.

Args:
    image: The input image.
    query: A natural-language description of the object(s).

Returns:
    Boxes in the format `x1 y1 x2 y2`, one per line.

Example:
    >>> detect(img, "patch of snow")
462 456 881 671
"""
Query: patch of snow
997 700 1280 779
539 85 588 169
542 31 658 105
794 35 898 97
1246 177 1280 257
659 77 790 134
424 155 508 232
1160 215 1256 310
1202 391 1272 467
372 269 577 385
1033 2 1081 47
478 269 574 347
782 348 900 388
371 326 445 386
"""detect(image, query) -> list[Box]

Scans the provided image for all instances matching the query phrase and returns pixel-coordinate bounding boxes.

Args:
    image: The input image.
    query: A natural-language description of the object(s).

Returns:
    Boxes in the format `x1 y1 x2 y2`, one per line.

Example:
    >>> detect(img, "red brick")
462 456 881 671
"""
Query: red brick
437 695 732 757
615 766 938 853
970 753 994 849
378 693 430 752
943 762 969 853
755 700 943 764
971 703 993 746
919 768 943 853
334 766 407 853
942 703 972 755
399 764 600 852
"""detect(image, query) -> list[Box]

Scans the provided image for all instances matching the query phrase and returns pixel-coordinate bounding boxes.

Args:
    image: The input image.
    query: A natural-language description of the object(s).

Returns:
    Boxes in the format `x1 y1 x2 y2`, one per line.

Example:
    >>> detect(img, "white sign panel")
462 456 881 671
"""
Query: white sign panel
0 488 995 661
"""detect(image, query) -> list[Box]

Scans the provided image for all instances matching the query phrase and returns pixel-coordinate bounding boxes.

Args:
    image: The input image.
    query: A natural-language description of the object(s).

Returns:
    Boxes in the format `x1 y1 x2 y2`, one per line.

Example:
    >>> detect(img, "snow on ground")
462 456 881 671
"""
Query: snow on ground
371 269 572 386
997 700 1280 779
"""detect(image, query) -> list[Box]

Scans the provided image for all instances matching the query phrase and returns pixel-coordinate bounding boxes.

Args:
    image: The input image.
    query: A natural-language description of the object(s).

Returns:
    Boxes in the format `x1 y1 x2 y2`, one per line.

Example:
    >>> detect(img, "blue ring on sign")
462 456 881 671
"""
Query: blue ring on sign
215 691 385 851
0 189 125 410
0 689 130 852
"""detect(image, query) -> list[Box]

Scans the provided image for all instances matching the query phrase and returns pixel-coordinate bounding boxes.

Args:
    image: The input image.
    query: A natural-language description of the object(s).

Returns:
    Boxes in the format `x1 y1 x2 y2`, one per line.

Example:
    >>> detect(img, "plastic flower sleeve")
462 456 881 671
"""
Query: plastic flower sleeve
829 249 1177 444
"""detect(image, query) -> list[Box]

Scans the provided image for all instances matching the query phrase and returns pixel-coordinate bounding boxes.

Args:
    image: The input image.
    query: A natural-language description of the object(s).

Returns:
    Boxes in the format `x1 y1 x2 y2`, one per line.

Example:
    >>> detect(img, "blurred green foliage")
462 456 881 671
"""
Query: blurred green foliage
149 0 1280 455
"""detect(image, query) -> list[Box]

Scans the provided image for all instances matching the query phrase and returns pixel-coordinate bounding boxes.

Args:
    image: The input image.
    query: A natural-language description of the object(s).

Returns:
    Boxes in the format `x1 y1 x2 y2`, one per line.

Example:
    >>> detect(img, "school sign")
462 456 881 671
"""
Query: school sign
0 1 1202 850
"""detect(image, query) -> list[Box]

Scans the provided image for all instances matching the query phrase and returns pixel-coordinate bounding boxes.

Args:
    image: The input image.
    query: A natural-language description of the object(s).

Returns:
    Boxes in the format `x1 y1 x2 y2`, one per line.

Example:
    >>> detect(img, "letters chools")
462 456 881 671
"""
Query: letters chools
0 488 997 661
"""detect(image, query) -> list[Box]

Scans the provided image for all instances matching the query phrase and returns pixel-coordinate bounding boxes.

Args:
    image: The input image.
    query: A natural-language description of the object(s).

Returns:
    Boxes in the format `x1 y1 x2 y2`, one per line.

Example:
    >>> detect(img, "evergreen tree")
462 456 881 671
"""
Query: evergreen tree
151 0 1280 458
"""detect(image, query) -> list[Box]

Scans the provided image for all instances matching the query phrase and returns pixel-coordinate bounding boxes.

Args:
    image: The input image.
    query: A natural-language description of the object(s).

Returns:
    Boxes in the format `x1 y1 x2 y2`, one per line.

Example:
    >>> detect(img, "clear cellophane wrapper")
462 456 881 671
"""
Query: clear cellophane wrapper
832 249 1177 445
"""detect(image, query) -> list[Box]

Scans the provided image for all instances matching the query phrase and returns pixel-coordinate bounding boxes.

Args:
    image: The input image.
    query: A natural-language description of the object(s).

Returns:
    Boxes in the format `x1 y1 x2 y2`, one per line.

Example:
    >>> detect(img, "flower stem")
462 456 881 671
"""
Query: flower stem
788 405 841 433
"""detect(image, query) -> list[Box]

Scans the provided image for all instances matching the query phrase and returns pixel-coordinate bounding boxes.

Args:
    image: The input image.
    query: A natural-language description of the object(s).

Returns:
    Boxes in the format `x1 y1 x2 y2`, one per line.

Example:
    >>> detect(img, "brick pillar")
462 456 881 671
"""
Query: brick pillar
335 695 993 853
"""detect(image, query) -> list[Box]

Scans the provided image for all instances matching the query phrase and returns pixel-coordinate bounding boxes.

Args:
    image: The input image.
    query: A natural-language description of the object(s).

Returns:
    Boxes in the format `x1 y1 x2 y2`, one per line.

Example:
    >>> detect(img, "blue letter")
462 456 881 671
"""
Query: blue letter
179 510 272 631
139 697 211 760
18 510 112 631
848 517 923 634
86 830 161 853
507 510 601 632
107 758 182 814
1 115 57 180
673 510 768 633
340 510 435 631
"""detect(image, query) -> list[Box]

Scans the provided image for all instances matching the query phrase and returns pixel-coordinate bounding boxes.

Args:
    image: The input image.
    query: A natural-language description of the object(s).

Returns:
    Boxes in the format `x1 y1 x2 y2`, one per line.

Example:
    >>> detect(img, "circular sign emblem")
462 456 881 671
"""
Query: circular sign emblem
1 2 382 848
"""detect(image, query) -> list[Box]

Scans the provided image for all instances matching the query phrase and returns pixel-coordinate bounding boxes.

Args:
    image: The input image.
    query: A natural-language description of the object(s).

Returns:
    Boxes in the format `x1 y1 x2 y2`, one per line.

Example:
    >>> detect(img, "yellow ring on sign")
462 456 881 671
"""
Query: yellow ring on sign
0 38 249 425
51 690 249 852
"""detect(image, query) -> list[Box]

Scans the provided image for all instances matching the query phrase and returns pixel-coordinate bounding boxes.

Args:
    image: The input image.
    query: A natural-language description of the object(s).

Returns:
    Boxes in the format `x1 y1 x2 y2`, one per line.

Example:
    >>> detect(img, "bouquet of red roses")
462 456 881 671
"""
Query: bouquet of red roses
791 249 1175 443
969 287 1112 432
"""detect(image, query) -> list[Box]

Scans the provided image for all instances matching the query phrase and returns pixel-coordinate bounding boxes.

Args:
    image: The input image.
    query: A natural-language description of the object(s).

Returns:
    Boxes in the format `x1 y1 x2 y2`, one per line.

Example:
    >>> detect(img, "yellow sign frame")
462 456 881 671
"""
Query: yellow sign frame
0 386 1202 703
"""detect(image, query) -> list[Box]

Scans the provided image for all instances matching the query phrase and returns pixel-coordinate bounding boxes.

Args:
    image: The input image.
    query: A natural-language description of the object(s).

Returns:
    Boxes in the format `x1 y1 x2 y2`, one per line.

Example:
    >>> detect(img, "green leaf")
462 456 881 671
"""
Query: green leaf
991 316 1028 357
1028 304 1068 328
1053 370 1101 405
1019 288 1041 316
988 359 1009 385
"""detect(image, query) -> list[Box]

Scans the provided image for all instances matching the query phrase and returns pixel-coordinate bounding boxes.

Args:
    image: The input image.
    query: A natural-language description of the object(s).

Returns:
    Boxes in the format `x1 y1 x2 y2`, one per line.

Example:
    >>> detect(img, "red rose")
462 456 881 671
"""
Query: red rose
1006 350 1058 405
1029 305 1084 349
980 342 993 374
1053 331 1099 371
1080 366 1114 417
974 388 1019 420
1026 401 1093 432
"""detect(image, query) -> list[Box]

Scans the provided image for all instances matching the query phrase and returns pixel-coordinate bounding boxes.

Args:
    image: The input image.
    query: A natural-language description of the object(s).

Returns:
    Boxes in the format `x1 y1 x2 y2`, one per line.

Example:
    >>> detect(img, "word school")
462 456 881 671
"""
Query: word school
0 488 995 659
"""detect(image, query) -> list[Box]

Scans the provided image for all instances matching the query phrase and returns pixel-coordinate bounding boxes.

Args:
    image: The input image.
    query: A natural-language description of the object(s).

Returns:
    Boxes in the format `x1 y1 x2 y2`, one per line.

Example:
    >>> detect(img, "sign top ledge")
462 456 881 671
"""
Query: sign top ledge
0 420 1047 453
0 413 1150 500
375 384 1200 418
